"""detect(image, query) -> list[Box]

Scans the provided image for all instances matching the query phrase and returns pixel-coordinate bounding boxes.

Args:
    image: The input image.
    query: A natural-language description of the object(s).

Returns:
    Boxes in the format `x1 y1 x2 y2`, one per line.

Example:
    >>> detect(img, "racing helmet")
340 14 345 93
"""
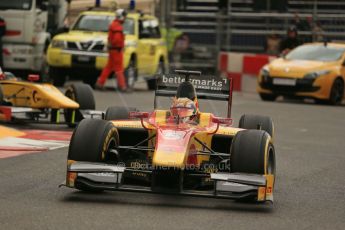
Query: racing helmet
170 97 197 122
115 9 127 21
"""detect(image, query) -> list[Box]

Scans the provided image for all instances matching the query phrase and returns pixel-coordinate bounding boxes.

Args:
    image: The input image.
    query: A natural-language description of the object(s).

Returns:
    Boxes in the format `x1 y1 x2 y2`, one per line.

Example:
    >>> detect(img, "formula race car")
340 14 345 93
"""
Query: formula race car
63 70 276 203
0 67 96 127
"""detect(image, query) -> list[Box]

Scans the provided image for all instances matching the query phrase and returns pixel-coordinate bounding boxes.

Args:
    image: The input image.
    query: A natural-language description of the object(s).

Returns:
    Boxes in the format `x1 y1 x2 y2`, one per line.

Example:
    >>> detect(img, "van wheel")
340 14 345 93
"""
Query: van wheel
125 58 137 90
259 93 277 102
329 78 344 105
64 83 95 127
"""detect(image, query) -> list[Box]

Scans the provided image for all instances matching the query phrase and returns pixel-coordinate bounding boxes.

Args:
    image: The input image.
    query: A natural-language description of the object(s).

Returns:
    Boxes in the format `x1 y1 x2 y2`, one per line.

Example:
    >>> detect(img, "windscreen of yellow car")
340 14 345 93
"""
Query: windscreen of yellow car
286 45 345 62
72 15 134 35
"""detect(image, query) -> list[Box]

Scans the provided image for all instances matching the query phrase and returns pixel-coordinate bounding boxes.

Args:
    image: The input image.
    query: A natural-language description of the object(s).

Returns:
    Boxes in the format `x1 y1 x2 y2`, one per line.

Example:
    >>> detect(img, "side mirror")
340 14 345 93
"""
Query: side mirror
28 74 40 82
211 116 232 126
129 111 149 119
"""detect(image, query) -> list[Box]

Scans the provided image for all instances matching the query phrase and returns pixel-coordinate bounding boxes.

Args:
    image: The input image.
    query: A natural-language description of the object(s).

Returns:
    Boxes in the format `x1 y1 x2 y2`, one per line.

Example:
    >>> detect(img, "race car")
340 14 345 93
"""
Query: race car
257 42 345 105
62 70 276 203
0 67 96 126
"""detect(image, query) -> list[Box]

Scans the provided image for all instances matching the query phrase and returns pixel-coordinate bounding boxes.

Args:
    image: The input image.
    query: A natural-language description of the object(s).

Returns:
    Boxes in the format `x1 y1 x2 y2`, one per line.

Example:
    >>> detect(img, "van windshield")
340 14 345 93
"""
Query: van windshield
0 0 32 10
73 15 134 35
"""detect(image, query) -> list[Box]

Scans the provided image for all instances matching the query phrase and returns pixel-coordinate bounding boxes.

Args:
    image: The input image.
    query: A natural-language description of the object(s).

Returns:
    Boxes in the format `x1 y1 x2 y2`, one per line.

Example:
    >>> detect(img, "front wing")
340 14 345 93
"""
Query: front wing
61 161 274 203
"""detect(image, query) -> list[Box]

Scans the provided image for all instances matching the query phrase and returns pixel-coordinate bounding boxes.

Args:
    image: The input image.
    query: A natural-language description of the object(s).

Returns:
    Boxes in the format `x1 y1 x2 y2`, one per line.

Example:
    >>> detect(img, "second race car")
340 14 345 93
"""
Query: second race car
0 67 97 126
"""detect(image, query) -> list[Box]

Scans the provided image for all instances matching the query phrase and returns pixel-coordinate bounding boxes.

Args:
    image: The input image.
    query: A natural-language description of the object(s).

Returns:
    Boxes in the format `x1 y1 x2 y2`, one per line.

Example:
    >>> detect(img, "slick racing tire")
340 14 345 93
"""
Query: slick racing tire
64 83 95 127
230 130 275 202
238 114 274 138
230 130 275 175
68 119 119 192
50 67 66 87
104 106 138 120
259 93 277 102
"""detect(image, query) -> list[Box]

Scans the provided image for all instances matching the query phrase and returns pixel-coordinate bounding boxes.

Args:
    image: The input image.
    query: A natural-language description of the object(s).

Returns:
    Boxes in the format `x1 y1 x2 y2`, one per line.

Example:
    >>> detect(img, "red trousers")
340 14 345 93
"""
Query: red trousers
97 50 126 89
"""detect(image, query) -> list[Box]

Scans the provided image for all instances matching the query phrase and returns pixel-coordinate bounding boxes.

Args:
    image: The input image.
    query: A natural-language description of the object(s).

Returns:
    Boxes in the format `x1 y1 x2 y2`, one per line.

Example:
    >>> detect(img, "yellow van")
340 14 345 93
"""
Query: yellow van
47 10 168 89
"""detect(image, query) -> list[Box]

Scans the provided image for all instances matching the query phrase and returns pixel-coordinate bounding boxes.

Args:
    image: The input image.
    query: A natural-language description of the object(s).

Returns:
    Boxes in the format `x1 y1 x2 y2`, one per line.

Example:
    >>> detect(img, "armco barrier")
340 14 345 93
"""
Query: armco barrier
219 52 277 92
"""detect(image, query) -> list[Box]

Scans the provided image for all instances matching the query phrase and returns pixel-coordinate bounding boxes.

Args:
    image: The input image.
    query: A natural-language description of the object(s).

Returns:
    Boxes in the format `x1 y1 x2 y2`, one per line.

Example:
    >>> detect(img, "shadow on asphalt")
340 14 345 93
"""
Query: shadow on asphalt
59 190 274 213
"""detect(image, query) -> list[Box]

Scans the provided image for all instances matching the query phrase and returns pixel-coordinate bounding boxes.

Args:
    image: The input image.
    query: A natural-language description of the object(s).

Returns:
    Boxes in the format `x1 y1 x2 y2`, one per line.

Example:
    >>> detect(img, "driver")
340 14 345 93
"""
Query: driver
170 97 198 124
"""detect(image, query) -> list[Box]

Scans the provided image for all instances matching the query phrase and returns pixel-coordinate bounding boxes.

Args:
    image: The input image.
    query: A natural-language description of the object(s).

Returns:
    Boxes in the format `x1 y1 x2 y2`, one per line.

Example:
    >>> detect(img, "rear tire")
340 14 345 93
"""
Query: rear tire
259 93 277 102
50 66 66 87
238 114 274 138
68 119 119 192
104 106 138 120
64 83 95 127
230 130 275 176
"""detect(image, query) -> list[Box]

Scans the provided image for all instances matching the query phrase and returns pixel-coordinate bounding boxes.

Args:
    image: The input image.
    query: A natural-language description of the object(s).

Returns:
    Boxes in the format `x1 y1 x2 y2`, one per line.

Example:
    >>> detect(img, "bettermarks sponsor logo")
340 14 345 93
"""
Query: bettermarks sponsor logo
161 75 228 91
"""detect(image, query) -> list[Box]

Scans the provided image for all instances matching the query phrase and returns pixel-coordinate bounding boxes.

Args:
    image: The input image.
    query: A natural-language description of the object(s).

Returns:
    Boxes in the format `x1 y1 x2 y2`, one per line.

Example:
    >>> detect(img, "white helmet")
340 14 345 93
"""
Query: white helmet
115 9 127 21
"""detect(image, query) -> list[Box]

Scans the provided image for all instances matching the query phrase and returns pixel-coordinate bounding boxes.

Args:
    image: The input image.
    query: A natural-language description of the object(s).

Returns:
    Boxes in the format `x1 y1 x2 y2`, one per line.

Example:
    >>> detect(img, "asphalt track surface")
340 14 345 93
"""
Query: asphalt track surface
1 82 345 230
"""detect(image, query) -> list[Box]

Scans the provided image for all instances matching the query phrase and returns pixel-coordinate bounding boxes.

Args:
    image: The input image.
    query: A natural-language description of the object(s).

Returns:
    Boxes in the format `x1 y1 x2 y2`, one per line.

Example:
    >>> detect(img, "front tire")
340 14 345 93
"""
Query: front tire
230 130 275 176
64 83 95 127
68 119 119 192
329 78 344 105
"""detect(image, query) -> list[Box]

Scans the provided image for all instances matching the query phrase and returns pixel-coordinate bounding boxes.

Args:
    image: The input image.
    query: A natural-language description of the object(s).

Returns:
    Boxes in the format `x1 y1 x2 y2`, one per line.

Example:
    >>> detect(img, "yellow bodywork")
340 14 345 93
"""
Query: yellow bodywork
0 80 79 109
47 11 168 75
111 111 242 169
257 42 345 100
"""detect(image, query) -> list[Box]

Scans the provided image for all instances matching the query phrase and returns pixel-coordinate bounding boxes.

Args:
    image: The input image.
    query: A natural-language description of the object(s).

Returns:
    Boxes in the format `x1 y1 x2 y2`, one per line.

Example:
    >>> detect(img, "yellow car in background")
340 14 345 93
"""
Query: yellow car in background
257 43 345 105
47 10 168 89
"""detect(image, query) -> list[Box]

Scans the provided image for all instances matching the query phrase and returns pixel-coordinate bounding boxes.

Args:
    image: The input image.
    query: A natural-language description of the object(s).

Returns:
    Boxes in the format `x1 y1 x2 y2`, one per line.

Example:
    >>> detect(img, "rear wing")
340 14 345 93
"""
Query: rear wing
154 70 233 118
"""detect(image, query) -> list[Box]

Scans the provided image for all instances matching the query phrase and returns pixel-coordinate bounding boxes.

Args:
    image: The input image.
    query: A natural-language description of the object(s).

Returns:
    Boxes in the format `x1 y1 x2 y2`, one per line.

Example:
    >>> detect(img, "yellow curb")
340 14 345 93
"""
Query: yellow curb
0 126 25 139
